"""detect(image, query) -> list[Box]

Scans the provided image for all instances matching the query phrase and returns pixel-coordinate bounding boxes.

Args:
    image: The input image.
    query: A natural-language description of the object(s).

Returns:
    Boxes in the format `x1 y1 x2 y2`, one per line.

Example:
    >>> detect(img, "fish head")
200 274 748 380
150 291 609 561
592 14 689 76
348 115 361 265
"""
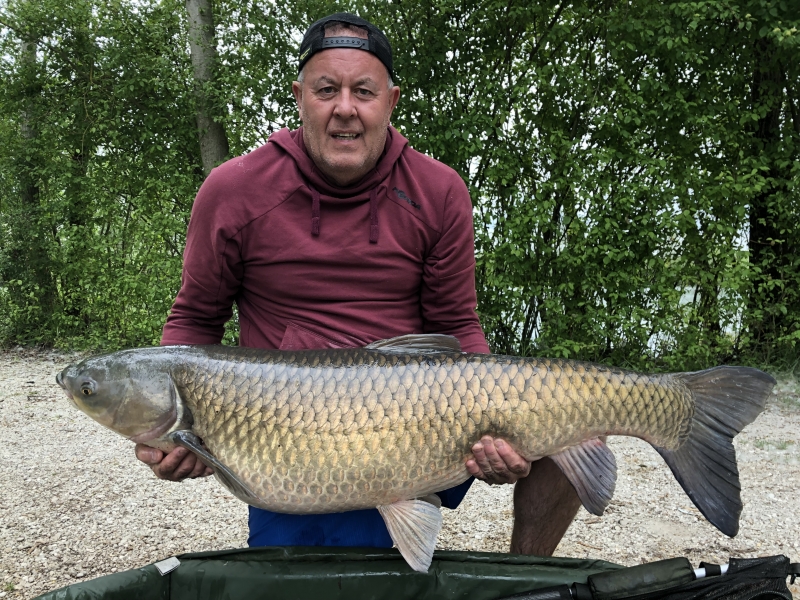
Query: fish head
56 350 178 443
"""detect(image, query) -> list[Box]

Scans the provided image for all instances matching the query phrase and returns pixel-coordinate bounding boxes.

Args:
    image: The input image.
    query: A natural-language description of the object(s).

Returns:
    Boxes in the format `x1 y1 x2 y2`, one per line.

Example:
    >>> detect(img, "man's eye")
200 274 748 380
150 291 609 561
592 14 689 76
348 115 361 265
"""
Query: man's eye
319 87 335 94
356 89 373 96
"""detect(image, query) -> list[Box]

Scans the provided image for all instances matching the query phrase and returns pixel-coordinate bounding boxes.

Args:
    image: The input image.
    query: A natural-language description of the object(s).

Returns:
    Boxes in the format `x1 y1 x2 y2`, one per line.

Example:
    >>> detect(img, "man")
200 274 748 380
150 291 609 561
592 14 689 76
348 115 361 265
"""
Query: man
135 12 581 553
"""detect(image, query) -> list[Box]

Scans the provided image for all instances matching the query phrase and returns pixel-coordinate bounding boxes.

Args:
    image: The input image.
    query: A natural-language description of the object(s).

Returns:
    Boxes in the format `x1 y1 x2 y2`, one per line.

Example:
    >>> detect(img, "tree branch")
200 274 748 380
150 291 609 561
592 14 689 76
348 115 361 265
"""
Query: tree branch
0 12 24 36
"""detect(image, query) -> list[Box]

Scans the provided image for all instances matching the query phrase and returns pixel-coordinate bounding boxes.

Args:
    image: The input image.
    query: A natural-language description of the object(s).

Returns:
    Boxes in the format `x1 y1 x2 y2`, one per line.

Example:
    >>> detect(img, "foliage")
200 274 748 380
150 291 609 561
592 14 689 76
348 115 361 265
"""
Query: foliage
377 0 800 370
0 0 200 348
0 0 797 370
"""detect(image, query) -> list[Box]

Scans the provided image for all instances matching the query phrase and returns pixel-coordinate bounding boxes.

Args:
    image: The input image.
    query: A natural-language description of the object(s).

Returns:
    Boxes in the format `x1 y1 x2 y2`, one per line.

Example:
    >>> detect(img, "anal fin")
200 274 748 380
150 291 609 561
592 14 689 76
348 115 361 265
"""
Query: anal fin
378 499 443 572
169 430 263 507
550 438 617 516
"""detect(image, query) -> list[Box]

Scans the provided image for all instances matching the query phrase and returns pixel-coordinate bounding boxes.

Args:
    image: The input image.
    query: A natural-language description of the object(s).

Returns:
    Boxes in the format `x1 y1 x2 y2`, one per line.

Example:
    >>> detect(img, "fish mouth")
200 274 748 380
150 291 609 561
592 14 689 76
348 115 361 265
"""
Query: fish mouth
56 372 79 405
56 372 69 396
128 402 178 444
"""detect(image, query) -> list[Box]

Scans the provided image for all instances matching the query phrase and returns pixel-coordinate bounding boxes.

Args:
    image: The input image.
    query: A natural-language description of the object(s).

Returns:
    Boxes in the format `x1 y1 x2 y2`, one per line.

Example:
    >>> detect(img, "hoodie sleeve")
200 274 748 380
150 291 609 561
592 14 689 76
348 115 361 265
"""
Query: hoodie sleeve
161 170 243 346
420 177 490 354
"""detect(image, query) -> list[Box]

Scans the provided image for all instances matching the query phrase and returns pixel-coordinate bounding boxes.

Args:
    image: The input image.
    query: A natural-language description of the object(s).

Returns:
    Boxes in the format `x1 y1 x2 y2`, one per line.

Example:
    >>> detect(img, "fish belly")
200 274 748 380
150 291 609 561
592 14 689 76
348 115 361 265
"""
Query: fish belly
175 349 693 513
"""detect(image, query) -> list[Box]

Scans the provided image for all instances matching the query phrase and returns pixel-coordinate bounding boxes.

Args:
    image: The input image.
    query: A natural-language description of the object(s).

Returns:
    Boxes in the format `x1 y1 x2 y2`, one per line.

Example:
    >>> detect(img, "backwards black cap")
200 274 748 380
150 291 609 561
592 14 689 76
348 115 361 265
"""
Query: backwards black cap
298 12 395 80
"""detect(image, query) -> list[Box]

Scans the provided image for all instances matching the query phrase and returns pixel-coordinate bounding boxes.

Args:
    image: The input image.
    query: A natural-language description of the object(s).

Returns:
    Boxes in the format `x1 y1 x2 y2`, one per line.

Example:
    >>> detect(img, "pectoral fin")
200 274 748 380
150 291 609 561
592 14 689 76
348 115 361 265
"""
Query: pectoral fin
550 438 617 516
377 499 443 572
168 430 262 506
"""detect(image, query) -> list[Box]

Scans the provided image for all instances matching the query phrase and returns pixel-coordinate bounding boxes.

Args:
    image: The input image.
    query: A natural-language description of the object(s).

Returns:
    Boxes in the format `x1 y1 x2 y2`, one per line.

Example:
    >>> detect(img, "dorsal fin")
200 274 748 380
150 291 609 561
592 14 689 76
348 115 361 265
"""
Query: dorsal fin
365 334 462 354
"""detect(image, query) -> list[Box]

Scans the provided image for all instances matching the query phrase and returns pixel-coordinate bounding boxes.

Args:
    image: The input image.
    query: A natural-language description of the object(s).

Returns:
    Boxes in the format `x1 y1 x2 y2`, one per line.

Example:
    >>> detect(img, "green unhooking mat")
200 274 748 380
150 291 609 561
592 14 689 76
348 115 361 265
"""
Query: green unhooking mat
32 547 798 600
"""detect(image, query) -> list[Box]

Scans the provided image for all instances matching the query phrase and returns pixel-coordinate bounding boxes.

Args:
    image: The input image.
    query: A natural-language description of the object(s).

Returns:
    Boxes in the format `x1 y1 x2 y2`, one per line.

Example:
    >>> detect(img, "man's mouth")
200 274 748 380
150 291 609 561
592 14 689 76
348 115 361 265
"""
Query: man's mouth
332 133 360 140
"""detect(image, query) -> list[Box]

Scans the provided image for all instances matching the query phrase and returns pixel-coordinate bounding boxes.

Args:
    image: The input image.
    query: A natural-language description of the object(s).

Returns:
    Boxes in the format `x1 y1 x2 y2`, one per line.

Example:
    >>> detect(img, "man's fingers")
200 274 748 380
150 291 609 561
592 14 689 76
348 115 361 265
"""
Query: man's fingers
188 457 212 479
135 444 212 481
170 453 200 480
169 452 198 481
465 458 483 477
494 439 532 476
469 438 510 483
480 436 511 474
467 437 532 484
135 444 164 466
156 447 187 472
470 441 495 478
153 447 193 481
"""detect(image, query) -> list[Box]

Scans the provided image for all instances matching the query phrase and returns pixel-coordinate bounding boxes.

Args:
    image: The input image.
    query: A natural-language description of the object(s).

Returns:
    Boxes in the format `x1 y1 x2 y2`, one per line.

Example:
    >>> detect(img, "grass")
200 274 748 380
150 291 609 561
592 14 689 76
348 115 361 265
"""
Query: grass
4 583 15 592
752 439 795 450
763 372 800 410
777 394 800 409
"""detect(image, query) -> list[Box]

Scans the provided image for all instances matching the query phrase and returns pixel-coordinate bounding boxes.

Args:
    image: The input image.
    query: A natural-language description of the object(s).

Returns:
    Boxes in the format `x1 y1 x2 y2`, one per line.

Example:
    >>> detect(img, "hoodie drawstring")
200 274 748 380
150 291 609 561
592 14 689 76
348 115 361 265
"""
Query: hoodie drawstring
369 187 379 244
310 186 321 237
308 185 379 243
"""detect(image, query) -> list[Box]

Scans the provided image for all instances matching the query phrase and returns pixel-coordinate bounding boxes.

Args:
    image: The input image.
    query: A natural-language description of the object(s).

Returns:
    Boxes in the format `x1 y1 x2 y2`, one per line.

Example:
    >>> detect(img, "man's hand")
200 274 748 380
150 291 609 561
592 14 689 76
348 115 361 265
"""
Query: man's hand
466 436 531 485
134 444 213 481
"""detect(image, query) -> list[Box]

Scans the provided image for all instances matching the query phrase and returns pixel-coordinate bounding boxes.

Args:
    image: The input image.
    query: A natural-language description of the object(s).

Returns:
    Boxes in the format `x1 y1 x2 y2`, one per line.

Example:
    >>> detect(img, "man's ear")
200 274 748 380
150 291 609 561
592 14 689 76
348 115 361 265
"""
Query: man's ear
291 80 304 121
388 85 401 114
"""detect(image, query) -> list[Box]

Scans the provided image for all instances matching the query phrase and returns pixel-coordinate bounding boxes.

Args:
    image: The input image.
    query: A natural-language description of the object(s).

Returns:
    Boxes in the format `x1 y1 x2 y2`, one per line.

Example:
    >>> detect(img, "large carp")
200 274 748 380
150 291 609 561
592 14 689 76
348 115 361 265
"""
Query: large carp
57 334 774 571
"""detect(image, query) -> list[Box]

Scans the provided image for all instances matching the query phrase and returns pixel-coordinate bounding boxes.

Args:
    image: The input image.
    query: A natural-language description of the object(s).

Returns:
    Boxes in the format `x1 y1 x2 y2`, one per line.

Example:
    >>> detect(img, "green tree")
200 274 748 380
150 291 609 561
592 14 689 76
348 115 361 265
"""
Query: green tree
0 0 797 371
0 0 203 347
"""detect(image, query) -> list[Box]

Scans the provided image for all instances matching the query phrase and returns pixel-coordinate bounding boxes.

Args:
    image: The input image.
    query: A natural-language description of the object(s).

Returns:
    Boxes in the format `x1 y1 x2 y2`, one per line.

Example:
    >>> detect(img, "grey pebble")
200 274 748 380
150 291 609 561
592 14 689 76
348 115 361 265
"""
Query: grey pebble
2 350 799 600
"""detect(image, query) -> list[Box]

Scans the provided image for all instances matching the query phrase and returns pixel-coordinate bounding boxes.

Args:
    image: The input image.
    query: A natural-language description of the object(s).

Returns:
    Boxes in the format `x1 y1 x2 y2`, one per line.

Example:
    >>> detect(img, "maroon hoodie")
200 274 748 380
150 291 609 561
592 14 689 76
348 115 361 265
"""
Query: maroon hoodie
162 125 489 354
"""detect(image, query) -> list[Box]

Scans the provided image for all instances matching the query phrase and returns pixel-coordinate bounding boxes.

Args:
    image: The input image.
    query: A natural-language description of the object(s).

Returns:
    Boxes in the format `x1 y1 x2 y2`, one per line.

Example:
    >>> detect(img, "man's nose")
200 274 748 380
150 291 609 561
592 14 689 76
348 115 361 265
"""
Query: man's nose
333 90 357 118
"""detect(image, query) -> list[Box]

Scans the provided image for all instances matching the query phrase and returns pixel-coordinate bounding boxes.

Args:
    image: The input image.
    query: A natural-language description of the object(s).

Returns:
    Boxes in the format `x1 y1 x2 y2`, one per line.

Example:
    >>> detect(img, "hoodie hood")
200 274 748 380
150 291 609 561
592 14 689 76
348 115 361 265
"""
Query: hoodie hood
269 126 409 243
269 125 409 197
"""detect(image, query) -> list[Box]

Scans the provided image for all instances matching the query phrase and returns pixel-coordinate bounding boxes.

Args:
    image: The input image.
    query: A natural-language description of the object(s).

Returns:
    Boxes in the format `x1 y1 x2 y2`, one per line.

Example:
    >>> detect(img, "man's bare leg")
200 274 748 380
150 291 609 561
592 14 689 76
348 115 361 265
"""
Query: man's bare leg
510 456 581 555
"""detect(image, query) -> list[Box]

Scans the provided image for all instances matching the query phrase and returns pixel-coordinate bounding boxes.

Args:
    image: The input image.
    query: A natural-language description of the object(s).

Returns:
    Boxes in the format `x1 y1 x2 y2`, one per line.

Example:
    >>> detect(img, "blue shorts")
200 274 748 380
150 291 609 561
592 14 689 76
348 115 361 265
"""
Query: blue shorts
248 478 474 547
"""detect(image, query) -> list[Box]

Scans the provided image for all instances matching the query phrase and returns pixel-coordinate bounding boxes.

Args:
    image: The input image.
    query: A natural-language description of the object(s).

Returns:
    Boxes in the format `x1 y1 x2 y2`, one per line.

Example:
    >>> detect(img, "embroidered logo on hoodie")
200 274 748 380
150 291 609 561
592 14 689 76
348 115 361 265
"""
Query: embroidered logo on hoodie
393 187 421 210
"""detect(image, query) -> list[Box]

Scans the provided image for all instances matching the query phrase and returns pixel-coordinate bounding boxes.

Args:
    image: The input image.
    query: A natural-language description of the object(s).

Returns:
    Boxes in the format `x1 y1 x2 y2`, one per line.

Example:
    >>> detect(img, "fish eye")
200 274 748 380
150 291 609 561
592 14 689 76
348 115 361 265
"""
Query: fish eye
80 381 96 396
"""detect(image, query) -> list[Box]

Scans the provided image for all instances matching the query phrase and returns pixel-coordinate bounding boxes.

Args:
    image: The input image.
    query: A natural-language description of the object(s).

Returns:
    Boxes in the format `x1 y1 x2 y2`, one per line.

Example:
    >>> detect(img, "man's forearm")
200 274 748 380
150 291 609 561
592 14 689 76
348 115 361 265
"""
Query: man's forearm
510 456 581 556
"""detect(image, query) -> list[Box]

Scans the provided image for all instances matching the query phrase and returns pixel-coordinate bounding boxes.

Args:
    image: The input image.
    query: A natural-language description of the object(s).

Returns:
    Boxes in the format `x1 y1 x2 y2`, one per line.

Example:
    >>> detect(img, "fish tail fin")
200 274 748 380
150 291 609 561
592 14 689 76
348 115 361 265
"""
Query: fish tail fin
655 366 775 537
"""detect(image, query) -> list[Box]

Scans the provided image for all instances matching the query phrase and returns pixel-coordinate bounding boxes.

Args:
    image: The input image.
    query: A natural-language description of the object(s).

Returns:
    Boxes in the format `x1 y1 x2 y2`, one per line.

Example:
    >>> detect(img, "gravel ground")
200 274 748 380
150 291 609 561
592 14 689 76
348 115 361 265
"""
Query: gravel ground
1 348 798 599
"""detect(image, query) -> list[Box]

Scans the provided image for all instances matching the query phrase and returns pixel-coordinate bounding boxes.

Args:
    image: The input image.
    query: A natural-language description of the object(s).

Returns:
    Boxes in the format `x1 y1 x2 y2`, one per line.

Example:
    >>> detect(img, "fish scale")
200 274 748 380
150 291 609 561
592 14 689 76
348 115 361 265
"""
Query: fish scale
148 346 694 514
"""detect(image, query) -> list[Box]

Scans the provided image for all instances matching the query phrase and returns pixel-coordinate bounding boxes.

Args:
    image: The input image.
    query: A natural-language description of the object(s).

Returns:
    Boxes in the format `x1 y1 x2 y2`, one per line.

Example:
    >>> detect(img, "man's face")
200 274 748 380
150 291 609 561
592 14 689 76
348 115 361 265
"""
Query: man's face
292 49 401 187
